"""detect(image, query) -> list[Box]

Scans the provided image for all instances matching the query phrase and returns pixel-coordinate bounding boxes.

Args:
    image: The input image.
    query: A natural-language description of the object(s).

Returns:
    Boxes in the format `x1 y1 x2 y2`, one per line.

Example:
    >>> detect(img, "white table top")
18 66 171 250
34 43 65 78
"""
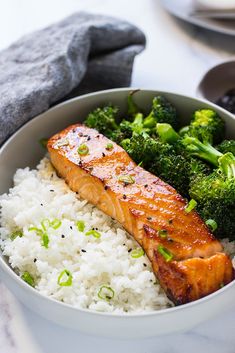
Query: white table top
0 0 235 352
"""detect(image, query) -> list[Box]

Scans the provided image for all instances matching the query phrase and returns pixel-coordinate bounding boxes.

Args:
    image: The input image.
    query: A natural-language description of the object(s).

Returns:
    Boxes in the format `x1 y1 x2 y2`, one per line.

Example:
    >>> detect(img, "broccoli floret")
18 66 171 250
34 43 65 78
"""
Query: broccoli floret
155 123 212 195
121 133 159 166
156 122 225 167
181 135 222 167
143 96 178 130
179 109 225 144
111 113 149 144
150 151 190 196
217 139 235 155
189 152 235 239
84 104 118 138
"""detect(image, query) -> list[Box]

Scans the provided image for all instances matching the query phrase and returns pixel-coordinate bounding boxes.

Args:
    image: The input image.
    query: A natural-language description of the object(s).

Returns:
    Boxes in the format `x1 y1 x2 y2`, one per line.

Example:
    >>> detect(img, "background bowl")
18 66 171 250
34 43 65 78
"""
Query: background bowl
197 60 235 104
0 88 235 338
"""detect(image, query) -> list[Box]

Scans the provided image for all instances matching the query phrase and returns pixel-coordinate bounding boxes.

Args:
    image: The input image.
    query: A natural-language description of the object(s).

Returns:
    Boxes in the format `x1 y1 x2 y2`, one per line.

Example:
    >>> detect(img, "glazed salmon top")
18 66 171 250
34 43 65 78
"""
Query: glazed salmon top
48 124 234 304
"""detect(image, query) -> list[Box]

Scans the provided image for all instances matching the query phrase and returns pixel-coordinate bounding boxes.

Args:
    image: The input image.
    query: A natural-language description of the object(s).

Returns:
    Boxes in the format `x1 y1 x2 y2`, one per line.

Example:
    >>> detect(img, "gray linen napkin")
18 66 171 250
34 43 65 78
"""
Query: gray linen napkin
0 12 146 145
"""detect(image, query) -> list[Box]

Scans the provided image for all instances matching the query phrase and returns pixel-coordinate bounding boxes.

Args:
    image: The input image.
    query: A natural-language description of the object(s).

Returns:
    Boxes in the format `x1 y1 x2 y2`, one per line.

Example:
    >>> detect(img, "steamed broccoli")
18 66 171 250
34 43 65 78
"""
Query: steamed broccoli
121 133 159 166
217 139 235 155
143 96 178 130
181 135 223 167
157 122 223 167
84 104 118 138
110 113 149 144
155 123 211 195
179 109 225 144
189 152 235 239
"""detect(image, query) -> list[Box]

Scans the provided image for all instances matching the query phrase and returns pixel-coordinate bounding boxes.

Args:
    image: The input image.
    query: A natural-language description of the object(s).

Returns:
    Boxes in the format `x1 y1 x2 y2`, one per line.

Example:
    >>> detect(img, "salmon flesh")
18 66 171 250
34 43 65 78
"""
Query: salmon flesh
47 124 234 305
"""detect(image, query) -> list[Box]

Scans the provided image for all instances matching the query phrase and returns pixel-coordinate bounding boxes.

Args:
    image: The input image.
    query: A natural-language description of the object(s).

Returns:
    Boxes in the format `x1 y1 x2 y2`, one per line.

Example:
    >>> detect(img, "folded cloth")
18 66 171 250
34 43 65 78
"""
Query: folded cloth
0 12 146 145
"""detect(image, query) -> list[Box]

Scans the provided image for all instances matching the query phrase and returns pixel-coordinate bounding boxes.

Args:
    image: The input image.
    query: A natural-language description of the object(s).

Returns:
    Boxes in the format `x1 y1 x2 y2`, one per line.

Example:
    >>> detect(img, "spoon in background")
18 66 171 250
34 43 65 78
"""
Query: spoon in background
197 59 235 114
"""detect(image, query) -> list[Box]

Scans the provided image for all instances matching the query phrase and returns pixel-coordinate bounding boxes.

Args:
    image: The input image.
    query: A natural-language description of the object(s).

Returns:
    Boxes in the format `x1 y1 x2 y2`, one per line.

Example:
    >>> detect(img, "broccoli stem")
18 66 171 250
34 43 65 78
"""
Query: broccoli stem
127 91 141 119
156 123 180 144
218 152 235 179
182 136 222 167
143 115 156 129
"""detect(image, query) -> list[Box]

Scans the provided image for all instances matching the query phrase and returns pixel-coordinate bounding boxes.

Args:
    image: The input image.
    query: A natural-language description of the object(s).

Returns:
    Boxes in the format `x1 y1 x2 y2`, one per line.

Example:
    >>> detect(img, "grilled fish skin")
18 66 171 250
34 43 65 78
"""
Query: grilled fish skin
47 124 234 305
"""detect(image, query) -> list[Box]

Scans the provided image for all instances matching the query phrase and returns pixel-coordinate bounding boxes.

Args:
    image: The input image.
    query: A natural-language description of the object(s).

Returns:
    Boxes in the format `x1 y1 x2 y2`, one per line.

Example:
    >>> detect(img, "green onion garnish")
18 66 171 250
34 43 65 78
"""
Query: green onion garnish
205 219 218 232
131 248 145 258
185 199 197 213
50 218 62 230
157 245 173 262
29 227 49 248
77 144 89 156
42 233 49 248
10 229 23 240
85 230 101 238
39 138 48 149
21 271 35 287
57 269 73 287
158 229 168 238
98 285 115 301
41 219 50 231
76 220 85 232
118 174 135 185
137 161 143 167
106 143 113 150
29 227 43 236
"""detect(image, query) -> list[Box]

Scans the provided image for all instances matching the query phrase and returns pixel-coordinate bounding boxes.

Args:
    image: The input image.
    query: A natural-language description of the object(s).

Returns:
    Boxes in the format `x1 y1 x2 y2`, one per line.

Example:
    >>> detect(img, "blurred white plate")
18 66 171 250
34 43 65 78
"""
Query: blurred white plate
161 0 235 36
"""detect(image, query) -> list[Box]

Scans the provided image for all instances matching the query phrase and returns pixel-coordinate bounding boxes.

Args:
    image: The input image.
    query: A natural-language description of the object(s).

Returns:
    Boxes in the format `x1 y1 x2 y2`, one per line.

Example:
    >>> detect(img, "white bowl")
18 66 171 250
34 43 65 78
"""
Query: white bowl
196 0 235 10
0 88 235 338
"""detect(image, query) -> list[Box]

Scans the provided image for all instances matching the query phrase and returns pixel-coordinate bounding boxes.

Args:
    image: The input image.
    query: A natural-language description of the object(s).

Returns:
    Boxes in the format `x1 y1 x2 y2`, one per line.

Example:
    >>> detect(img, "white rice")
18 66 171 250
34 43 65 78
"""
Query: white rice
0 158 173 314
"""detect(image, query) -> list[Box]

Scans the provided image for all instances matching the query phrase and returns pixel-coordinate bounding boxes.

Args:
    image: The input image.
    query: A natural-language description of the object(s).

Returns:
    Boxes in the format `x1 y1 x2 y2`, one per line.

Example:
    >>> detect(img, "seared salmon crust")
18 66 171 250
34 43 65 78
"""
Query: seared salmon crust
48 124 234 305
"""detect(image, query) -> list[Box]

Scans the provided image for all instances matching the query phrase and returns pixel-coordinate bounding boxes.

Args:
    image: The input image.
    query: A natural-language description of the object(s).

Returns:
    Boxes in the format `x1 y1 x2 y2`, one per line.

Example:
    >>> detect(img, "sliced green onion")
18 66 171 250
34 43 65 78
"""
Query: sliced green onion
50 218 62 230
185 199 197 213
21 271 35 287
106 143 113 150
137 161 143 167
98 285 115 301
57 269 73 287
41 219 50 231
85 230 101 238
29 226 49 248
42 233 49 248
10 229 23 241
205 219 218 232
76 220 85 232
157 245 173 262
77 144 89 156
28 227 43 236
39 138 48 149
131 248 145 258
118 174 135 185
158 229 168 238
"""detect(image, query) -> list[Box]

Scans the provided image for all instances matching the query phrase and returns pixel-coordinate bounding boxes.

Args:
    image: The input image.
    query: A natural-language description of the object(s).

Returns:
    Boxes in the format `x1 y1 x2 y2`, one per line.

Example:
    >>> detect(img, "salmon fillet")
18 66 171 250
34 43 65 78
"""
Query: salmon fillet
47 124 234 305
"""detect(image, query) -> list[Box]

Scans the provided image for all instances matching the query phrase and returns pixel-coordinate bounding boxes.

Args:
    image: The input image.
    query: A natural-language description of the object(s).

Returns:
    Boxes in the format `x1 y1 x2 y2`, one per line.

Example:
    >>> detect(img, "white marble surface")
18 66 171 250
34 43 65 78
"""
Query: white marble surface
0 0 235 352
